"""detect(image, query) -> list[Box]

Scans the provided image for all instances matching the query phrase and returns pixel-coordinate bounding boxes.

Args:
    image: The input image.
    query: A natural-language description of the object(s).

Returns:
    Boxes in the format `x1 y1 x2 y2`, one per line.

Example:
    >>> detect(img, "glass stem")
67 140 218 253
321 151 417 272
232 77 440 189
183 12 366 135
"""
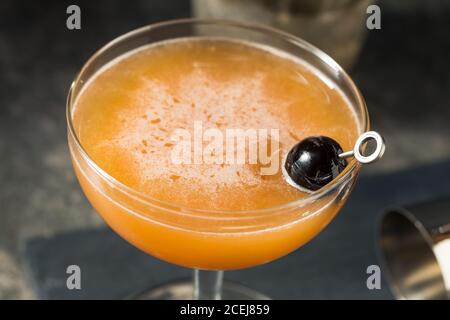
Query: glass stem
193 269 224 300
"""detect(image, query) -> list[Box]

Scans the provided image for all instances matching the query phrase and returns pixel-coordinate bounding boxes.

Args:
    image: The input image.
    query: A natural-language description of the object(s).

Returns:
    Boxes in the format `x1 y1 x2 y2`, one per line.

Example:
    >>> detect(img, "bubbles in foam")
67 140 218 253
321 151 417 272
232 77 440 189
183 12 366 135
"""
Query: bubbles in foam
107 67 294 194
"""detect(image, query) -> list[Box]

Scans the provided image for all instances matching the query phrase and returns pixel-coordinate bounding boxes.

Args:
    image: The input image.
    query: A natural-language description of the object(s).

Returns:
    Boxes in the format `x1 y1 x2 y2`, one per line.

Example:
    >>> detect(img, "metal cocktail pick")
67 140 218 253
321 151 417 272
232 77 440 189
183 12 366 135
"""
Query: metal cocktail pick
339 131 385 164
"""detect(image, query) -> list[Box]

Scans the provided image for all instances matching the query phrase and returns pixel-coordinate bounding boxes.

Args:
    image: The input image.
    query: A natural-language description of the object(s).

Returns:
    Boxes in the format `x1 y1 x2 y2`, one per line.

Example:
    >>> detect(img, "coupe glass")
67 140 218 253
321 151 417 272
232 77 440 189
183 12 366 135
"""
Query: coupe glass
67 19 369 299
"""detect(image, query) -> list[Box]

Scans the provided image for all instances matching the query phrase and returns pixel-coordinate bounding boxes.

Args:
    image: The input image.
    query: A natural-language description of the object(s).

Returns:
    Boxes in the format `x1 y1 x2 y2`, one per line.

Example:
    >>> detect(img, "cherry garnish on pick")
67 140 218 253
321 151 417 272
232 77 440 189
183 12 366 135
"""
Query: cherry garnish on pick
282 131 385 192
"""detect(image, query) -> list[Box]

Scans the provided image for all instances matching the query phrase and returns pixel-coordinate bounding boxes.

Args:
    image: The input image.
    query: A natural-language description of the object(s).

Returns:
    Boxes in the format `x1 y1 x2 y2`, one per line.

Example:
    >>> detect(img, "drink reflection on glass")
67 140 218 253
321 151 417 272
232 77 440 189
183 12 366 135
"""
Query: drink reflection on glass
67 19 375 299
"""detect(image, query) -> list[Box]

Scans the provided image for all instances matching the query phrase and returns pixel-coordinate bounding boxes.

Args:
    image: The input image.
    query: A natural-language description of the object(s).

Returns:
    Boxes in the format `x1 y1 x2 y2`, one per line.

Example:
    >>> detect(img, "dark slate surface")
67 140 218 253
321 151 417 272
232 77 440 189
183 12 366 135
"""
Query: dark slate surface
22 160 450 300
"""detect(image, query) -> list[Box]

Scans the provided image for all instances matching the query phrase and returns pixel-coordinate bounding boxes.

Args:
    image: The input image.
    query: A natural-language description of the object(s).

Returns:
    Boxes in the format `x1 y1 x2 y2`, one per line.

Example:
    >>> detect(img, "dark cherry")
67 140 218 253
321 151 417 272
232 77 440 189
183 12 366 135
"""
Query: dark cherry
284 136 347 191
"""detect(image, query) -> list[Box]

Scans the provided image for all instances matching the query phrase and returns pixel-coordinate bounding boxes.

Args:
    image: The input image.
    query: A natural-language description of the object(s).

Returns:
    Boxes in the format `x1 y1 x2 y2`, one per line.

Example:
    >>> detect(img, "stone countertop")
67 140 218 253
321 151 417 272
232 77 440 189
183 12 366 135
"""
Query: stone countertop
0 0 449 299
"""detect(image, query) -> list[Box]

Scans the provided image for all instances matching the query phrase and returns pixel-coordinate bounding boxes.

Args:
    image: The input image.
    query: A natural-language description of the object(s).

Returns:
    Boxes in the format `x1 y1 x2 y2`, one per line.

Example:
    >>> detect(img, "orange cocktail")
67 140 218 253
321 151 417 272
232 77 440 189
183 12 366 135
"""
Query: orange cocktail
67 20 368 299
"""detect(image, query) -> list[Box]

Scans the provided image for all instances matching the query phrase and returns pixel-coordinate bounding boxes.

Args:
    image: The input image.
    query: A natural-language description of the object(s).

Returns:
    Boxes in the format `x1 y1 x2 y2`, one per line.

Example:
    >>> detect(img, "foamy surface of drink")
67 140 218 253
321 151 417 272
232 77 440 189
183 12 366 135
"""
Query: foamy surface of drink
73 38 359 211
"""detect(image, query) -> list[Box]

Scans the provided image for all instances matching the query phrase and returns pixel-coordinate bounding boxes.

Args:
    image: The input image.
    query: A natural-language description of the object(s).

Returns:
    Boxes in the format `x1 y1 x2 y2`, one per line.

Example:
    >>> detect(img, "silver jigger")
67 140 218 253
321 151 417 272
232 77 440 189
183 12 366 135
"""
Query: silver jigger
379 198 450 299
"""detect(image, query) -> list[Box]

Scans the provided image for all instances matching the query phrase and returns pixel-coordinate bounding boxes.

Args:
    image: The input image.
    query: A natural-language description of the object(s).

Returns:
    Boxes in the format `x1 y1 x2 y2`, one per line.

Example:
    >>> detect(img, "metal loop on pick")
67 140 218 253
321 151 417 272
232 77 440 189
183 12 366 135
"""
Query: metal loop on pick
339 131 385 164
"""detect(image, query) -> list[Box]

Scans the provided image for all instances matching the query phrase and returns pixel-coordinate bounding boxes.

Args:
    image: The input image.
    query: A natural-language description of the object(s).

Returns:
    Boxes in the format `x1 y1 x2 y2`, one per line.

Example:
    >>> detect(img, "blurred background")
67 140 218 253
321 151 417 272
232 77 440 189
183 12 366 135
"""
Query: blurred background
0 0 449 299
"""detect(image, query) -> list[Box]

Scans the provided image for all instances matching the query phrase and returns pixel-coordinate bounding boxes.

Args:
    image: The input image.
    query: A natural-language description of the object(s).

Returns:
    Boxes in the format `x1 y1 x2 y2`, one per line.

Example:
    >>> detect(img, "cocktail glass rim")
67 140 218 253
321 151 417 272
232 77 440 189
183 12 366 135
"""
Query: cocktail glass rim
66 18 369 218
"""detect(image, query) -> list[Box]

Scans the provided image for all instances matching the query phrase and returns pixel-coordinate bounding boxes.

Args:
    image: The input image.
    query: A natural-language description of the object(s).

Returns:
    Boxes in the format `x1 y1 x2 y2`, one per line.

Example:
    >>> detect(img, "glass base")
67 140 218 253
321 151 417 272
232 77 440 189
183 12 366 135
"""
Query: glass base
133 278 270 300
